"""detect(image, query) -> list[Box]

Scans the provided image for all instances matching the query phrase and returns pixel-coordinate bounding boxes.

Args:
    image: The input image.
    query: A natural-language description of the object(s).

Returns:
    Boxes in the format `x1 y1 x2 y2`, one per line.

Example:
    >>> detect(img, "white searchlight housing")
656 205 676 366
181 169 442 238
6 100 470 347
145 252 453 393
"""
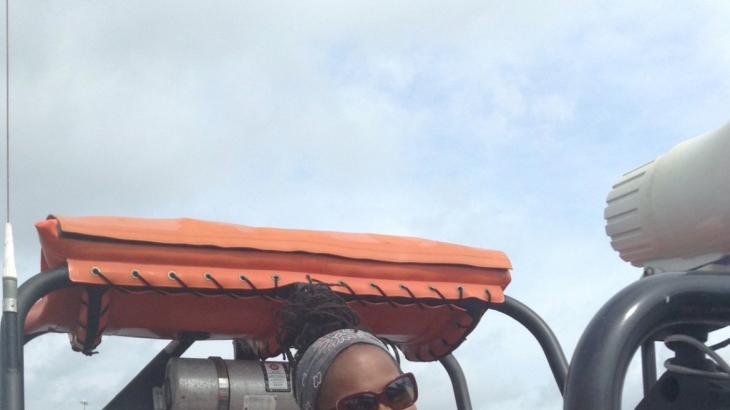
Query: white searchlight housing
605 122 730 272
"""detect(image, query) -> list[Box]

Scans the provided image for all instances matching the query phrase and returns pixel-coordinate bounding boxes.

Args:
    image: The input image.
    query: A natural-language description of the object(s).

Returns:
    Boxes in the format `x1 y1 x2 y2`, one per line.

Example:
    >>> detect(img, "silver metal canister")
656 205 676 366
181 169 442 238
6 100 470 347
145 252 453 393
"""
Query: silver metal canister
163 358 299 410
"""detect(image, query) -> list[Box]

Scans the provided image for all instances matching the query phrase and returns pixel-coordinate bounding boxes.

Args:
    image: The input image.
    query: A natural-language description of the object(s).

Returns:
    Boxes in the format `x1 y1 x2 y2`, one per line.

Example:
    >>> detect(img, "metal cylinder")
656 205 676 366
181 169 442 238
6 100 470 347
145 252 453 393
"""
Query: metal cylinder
163 358 299 410
605 122 730 271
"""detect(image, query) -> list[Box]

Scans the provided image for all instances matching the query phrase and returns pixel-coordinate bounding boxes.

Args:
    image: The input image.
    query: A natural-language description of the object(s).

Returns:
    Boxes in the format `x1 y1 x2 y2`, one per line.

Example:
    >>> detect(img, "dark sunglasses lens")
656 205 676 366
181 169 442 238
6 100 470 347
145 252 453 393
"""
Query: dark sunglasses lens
384 376 416 409
340 394 379 410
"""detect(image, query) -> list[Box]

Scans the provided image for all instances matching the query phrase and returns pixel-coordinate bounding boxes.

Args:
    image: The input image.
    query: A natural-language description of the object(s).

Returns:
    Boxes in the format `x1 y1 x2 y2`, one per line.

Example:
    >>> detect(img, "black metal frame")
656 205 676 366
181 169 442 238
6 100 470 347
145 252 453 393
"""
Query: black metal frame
435 296 570 409
564 270 730 410
1 268 570 410
1 267 71 410
105 338 195 409
490 296 569 394
640 340 657 395
440 354 473 410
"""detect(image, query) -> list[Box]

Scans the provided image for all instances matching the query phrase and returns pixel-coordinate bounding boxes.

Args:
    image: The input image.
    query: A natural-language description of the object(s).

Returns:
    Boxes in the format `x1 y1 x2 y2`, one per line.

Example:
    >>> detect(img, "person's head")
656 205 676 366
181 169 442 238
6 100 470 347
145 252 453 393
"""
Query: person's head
317 343 417 410
277 284 418 410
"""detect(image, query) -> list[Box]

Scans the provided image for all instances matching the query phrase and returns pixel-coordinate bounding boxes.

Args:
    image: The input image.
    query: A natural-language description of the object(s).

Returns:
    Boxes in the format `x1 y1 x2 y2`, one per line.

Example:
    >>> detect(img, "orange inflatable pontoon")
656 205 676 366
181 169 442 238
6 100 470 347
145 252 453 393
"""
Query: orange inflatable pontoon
26 215 512 361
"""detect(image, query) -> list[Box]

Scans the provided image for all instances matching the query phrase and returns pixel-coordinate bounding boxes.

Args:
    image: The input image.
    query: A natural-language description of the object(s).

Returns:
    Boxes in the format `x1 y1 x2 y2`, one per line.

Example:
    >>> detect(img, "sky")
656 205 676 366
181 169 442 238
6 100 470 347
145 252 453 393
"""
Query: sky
1 1 730 409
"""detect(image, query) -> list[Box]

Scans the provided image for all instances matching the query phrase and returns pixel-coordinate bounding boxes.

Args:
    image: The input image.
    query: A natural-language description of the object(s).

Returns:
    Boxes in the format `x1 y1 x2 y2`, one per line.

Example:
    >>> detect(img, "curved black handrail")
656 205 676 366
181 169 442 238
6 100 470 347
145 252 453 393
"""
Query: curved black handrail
440 353 473 410
563 271 730 410
2 269 571 410
490 295 569 394
1 267 72 410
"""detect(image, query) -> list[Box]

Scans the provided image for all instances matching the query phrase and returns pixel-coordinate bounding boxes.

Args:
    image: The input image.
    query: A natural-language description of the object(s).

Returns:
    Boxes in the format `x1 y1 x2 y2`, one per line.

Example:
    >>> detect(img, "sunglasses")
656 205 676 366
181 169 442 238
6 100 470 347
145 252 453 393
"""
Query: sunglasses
331 372 418 410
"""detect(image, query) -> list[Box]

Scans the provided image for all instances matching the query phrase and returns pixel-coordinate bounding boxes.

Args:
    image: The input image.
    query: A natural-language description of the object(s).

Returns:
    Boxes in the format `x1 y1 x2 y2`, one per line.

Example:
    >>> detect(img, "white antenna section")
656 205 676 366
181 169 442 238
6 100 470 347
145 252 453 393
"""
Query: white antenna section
1 0 15 313
2 222 16 311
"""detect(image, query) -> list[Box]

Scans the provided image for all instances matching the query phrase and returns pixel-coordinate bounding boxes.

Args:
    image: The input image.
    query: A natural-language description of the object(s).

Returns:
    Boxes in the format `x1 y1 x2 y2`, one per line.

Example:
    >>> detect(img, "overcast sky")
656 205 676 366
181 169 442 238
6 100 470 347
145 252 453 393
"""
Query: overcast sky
2 1 730 409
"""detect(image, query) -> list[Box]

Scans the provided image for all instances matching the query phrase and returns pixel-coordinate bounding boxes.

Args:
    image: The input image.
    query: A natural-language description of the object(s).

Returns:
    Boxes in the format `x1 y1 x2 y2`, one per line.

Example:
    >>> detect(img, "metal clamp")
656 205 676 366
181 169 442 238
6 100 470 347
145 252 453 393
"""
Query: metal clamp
209 357 231 410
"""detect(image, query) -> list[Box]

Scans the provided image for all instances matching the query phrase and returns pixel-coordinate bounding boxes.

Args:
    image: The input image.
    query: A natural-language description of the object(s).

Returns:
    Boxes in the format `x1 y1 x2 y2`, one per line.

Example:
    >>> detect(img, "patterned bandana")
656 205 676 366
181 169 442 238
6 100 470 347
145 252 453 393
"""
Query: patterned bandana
293 329 392 410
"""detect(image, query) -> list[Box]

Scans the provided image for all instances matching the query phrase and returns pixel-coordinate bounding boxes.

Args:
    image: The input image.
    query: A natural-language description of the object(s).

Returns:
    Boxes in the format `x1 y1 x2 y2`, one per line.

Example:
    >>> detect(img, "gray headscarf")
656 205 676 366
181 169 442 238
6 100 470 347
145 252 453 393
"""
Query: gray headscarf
293 329 392 410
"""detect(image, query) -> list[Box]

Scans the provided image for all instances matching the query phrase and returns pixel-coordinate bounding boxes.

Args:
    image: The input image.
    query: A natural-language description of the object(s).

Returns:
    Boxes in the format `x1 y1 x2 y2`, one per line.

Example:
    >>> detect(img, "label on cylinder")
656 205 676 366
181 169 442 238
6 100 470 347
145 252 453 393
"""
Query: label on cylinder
261 362 290 392
243 395 276 410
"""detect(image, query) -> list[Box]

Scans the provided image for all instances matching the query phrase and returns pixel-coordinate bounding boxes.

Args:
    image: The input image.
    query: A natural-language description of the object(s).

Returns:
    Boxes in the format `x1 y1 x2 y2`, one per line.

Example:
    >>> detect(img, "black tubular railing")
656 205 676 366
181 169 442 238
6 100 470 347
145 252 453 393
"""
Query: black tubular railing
490 295 569 394
640 339 657 395
2 268 572 410
564 271 730 410
1 267 72 410
104 338 195 409
440 353 472 410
